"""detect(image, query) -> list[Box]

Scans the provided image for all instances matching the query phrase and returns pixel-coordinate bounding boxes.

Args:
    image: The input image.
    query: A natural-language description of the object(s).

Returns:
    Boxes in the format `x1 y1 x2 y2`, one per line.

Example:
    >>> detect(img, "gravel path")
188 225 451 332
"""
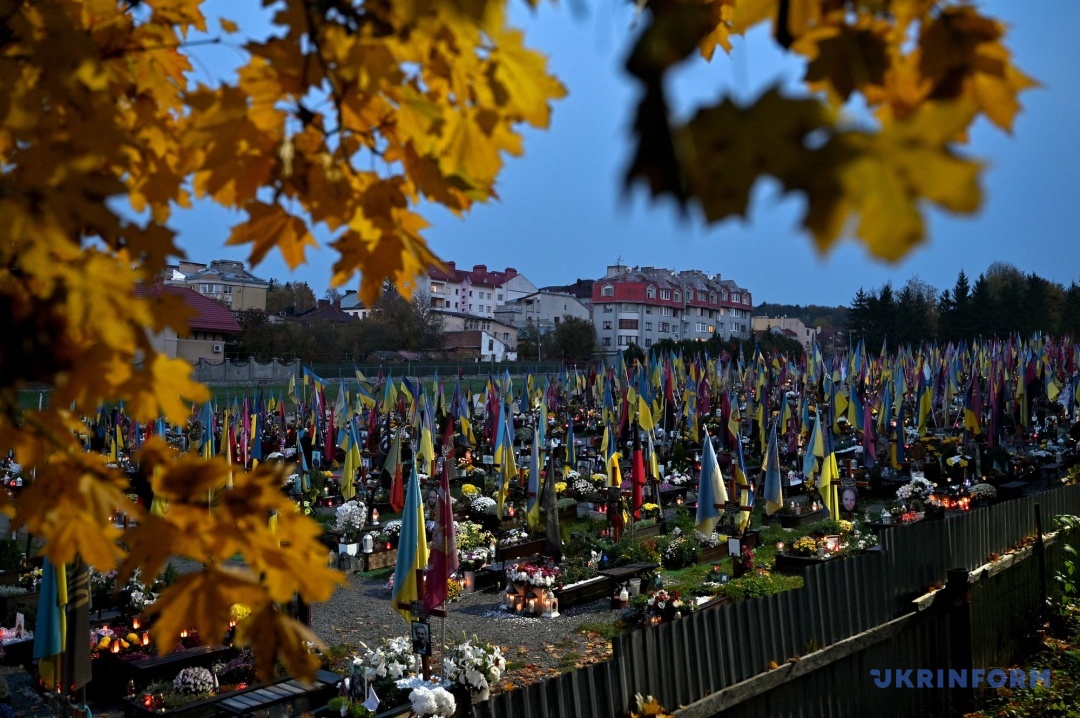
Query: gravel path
0 512 618 718
311 567 615 687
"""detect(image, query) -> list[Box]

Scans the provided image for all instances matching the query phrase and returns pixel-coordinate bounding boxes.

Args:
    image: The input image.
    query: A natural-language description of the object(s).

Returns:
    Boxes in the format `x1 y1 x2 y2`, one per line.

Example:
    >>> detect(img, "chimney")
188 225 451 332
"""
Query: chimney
504 267 517 279
473 264 487 275
446 261 456 271
317 299 329 309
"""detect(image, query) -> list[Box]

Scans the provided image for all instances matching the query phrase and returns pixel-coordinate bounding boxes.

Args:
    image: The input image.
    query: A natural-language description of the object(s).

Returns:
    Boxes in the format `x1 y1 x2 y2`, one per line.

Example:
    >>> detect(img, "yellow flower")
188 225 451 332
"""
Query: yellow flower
126 633 140 644
461 484 480 497
230 603 252 622
554 482 567 494
641 503 659 512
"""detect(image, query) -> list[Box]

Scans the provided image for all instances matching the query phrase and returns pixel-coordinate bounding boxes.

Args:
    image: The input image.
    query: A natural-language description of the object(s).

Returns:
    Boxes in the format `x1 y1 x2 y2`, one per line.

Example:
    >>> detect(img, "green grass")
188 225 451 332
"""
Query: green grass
577 619 622 641
556 651 582 672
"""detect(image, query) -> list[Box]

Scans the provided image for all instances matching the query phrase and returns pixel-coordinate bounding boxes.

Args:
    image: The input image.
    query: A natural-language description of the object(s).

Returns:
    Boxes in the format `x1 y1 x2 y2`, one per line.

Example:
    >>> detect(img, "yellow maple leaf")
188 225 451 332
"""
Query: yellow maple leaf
227 201 319 269
488 28 566 128
237 603 325 684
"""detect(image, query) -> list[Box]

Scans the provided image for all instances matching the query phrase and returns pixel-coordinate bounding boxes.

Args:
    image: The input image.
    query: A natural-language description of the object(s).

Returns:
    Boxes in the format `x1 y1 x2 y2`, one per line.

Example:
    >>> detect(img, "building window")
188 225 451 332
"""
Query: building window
660 307 672 317
603 321 613 330
488 340 494 350
645 322 652 331
645 338 652 347
470 290 474 297
660 289 670 300
708 325 715 333
698 291 706 302
602 284 614 297
646 285 656 299
696 322 706 332
659 322 669 332
732 292 741 302
497 293 502 300
553 316 560 323
604 305 614 313
619 319 638 330
602 337 612 347
674 291 681 302
223 285 232 294
645 306 652 314
710 292 716 304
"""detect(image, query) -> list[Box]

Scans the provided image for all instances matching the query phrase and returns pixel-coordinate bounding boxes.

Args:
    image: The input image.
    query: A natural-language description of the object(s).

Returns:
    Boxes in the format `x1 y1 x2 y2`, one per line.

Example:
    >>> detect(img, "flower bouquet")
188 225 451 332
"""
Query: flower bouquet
497 528 531 548
173 666 215 696
460 484 481 499
505 562 560 589
470 496 497 515
409 685 457 716
663 471 692 487
646 589 685 623
896 476 934 510
457 547 492 571
790 537 820 557
355 636 418 683
442 636 506 696
376 520 402 546
969 483 997 502
334 500 368 543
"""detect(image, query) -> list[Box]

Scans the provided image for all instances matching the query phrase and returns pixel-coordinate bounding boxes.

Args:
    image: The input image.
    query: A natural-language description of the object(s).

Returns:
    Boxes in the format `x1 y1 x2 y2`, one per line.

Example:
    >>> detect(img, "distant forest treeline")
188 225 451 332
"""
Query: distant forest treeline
847 263 1080 348
754 263 1080 352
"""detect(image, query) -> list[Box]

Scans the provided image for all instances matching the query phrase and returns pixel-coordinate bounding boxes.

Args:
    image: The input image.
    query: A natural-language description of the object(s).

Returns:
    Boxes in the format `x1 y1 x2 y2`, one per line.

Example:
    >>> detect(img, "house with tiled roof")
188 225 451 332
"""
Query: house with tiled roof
294 299 359 325
178 259 269 311
418 261 537 319
134 282 242 363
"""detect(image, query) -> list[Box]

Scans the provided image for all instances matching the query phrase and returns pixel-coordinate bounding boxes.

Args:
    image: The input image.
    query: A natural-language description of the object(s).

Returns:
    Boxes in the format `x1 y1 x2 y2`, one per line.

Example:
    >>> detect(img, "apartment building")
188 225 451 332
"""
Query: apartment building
591 265 752 356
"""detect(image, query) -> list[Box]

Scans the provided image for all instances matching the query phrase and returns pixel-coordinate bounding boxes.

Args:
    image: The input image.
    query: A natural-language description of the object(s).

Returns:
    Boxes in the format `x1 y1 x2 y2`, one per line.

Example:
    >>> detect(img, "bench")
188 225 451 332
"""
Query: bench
216 669 341 717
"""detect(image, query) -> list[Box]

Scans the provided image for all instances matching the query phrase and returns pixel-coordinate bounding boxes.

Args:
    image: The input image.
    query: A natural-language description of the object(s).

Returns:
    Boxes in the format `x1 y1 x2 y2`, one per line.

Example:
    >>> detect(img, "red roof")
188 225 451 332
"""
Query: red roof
428 262 519 288
134 283 242 334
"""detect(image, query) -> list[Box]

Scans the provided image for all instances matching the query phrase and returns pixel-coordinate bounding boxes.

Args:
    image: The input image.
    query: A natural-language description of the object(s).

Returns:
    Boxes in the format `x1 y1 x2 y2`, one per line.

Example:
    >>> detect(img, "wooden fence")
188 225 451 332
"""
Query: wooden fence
468 482 1080 718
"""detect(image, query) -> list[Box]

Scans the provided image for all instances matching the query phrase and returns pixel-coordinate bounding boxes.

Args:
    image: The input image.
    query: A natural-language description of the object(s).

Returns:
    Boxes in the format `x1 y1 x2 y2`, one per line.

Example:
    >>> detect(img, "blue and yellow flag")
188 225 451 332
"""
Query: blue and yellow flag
391 464 429 624
695 431 728 535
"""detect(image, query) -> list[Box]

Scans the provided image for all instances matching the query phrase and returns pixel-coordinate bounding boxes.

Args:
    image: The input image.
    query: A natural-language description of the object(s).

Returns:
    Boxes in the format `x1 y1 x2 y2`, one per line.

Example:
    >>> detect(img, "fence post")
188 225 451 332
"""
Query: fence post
945 567 975 714
1035 503 1046 617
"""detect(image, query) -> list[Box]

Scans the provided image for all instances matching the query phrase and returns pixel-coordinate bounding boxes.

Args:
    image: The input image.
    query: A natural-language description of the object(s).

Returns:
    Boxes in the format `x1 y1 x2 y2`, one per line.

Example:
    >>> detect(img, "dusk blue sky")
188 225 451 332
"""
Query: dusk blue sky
173 1 1080 307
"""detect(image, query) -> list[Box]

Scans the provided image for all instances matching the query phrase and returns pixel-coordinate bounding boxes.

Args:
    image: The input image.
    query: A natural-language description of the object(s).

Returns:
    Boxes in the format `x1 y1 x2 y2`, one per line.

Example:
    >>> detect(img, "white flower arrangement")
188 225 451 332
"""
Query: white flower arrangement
695 531 722 548
470 496 497 514
896 476 933 502
334 500 368 542
355 636 418 682
563 470 581 482
590 473 608 485
572 478 595 496
442 637 506 693
377 519 403 544
664 471 692 486
969 483 997 500
409 685 457 717
173 667 215 695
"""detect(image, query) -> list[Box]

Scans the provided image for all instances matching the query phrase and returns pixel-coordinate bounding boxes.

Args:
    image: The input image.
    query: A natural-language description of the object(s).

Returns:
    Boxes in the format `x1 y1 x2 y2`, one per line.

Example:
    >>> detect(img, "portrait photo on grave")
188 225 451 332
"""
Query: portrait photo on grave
411 620 431 657
842 488 858 514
